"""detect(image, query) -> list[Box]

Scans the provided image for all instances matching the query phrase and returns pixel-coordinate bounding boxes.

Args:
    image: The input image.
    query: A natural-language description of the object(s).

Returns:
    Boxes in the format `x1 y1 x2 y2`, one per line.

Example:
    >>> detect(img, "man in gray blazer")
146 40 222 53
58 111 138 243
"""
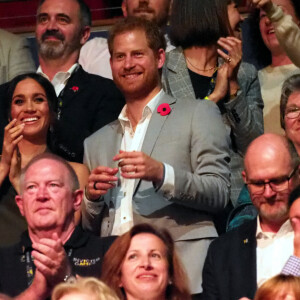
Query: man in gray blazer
0 28 35 84
82 17 231 295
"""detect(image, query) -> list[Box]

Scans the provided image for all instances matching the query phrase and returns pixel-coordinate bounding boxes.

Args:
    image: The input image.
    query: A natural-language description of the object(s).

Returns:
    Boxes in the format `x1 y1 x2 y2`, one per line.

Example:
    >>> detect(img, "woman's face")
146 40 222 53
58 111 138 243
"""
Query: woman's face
284 91 300 151
227 1 243 38
259 0 299 55
120 233 169 300
11 78 50 140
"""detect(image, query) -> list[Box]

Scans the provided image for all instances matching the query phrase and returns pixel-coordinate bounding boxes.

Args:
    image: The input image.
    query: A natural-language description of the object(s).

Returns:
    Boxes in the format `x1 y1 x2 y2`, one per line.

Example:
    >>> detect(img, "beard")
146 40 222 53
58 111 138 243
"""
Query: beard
38 29 82 60
39 40 66 59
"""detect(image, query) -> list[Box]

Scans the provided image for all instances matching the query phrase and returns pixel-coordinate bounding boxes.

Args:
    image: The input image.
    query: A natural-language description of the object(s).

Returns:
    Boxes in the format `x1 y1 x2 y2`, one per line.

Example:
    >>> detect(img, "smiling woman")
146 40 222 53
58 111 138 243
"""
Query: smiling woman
0 73 89 246
101 223 191 300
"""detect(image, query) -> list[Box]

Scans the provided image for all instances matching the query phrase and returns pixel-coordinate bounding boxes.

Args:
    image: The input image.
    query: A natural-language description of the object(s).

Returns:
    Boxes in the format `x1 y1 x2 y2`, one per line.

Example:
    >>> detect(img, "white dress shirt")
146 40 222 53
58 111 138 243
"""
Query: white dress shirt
37 63 78 96
256 217 294 286
111 89 175 235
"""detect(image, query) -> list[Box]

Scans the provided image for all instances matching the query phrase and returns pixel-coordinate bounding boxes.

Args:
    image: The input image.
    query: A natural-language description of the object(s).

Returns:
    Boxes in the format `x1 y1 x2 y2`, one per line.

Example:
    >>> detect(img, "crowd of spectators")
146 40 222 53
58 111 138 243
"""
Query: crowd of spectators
1 0 300 299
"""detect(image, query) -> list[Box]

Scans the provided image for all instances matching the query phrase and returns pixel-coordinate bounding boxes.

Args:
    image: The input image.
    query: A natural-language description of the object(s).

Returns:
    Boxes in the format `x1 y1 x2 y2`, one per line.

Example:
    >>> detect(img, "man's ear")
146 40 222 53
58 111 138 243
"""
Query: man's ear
80 26 91 46
15 195 25 216
157 48 165 69
242 170 247 184
121 0 128 17
73 189 83 211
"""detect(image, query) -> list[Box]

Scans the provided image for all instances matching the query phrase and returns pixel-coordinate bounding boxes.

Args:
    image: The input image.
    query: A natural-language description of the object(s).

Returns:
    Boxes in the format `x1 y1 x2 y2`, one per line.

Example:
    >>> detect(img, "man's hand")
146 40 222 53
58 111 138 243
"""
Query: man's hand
31 233 72 288
113 151 164 185
86 166 118 200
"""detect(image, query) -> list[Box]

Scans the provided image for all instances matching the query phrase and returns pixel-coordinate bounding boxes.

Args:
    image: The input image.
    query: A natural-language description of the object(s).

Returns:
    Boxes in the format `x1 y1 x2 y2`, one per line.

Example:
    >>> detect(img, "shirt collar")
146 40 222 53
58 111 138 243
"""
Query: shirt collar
118 89 164 131
37 63 79 82
256 216 293 239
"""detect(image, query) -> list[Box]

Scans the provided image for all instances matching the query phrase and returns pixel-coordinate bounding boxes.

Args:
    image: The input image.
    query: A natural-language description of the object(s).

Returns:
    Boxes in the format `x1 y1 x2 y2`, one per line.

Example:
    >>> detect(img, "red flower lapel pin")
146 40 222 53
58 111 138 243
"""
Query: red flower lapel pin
70 86 79 92
157 103 171 116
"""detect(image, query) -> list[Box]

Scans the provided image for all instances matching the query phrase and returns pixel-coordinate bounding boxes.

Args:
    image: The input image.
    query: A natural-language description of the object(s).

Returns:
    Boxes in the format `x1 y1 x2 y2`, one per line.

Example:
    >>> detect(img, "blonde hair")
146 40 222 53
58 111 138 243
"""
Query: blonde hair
254 274 300 300
51 277 120 300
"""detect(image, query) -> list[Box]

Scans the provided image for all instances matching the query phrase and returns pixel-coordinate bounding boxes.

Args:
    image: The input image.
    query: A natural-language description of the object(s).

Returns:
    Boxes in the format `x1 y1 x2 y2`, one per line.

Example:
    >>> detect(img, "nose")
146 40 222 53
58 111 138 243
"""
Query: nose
139 255 152 269
265 16 271 26
25 100 36 112
124 56 135 70
46 17 58 31
36 184 49 201
263 182 276 199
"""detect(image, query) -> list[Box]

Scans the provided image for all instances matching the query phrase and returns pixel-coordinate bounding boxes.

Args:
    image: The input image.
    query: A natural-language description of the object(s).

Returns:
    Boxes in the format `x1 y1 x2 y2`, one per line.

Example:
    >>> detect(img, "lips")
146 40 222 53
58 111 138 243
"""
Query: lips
137 273 157 280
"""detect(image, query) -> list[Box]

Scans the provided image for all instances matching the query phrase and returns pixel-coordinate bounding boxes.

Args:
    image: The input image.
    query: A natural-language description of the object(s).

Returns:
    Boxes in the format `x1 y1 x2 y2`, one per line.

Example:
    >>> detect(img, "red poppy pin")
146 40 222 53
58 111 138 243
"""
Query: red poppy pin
157 103 171 116
71 86 79 92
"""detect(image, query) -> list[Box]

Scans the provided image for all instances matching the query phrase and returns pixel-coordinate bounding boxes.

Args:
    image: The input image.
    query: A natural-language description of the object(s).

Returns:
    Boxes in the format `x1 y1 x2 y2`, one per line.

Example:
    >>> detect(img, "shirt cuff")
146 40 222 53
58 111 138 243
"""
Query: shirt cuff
281 255 300 276
83 188 103 215
155 163 175 199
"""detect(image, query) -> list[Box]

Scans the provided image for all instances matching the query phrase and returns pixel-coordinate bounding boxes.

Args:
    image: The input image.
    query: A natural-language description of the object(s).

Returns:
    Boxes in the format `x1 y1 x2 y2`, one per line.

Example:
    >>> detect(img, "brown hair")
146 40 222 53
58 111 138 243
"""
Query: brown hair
108 17 166 56
52 277 119 300
254 274 300 300
101 223 191 300
169 0 232 49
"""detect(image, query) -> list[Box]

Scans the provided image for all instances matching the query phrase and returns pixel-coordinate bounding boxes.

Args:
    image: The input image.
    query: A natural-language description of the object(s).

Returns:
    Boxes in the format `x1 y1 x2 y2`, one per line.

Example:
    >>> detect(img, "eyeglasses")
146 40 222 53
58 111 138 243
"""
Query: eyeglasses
246 167 298 195
285 107 300 119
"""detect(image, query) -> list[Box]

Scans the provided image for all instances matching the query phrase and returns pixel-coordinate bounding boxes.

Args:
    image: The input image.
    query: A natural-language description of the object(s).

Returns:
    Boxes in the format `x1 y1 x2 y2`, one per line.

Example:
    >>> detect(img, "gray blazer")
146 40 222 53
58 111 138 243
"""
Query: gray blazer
0 29 35 84
82 91 231 293
162 47 264 204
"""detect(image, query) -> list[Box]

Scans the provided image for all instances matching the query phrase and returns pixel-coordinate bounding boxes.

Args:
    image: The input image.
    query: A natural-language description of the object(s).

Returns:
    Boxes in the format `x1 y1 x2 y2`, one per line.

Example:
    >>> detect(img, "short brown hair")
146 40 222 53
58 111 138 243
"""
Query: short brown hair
254 274 300 300
108 17 166 56
101 223 191 300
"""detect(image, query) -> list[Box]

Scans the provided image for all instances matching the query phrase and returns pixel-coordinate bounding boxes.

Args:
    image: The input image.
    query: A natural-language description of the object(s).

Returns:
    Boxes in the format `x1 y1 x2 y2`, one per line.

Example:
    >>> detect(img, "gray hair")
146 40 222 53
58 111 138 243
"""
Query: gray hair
280 74 300 130
19 153 79 193
37 0 91 27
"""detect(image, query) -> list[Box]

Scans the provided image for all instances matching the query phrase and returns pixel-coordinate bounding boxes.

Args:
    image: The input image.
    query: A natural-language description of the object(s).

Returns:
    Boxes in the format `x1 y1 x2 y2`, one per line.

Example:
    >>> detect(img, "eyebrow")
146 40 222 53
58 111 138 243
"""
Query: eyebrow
37 12 71 21
12 93 46 99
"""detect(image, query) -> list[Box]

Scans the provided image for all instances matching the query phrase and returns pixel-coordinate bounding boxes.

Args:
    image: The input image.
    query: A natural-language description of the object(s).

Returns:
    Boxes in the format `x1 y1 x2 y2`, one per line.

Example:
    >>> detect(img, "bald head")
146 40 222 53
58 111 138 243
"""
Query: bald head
244 134 298 174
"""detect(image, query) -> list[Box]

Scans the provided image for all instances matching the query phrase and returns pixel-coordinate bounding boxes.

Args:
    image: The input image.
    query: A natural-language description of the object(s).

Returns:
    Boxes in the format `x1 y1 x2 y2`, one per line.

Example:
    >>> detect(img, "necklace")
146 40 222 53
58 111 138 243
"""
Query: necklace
185 56 217 72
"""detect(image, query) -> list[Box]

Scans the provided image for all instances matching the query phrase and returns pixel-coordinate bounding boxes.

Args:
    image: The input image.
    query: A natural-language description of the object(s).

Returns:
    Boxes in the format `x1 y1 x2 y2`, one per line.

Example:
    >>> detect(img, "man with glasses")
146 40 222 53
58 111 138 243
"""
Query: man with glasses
201 133 300 300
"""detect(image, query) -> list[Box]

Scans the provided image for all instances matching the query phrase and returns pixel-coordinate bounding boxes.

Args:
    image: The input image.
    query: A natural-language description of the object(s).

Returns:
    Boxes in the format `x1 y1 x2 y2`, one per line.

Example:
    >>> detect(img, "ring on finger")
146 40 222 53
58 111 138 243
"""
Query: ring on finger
226 57 232 63
93 181 98 190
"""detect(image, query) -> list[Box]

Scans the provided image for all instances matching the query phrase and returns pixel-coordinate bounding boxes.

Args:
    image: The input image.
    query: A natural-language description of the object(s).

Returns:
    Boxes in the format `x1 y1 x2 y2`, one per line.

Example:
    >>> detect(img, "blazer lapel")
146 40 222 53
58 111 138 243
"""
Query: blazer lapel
237 219 257 298
58 66 87 108
133 92 176 193
165 47 196 100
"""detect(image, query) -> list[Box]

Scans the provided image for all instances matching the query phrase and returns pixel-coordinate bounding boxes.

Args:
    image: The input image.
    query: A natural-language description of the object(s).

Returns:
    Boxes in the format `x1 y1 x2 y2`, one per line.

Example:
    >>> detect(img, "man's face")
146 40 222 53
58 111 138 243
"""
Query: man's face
122 0 171 27
110 29 165 101
16 159 81 232
259 0 299 55
243 146 299 226
36 0 89 60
